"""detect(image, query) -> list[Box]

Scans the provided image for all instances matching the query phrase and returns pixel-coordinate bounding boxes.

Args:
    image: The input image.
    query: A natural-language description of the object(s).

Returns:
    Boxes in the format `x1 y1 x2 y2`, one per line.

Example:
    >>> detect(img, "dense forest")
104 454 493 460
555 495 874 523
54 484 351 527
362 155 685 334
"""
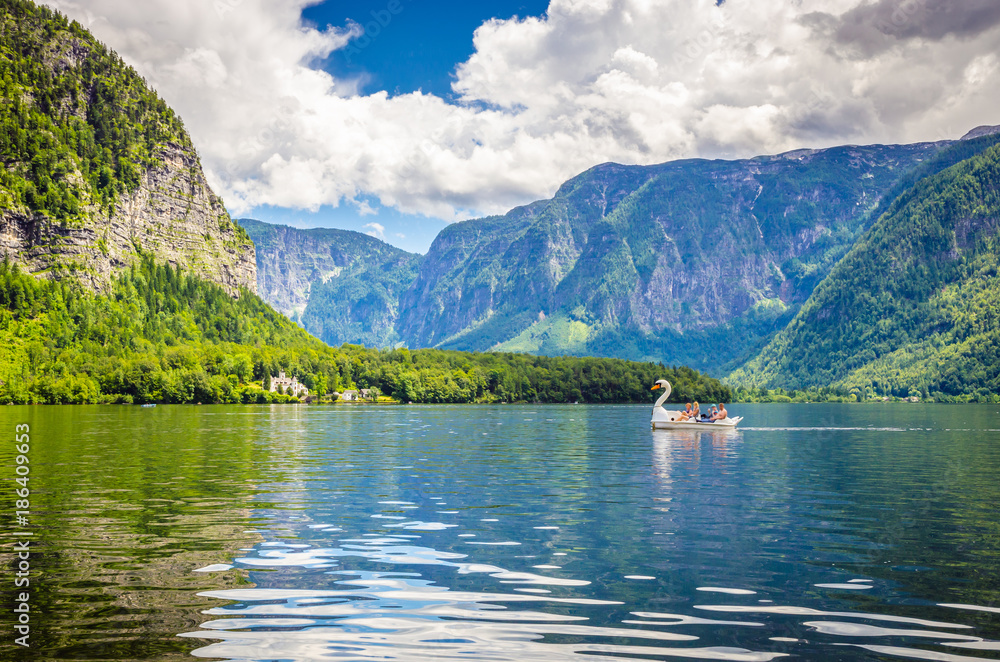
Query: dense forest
731 143 1000 402
0 257 730 405
0 0 190 221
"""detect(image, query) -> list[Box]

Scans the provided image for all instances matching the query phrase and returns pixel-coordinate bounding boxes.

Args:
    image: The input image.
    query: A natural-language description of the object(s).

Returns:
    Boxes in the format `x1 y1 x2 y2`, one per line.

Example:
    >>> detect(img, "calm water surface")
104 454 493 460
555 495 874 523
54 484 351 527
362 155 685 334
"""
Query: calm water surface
1 404 999 661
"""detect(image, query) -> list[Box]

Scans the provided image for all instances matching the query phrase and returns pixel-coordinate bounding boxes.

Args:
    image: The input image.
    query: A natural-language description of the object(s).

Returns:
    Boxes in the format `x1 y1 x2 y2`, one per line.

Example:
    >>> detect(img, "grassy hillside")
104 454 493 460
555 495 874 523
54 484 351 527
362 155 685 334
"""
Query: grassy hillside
0 257 729 404
731 142 1000 400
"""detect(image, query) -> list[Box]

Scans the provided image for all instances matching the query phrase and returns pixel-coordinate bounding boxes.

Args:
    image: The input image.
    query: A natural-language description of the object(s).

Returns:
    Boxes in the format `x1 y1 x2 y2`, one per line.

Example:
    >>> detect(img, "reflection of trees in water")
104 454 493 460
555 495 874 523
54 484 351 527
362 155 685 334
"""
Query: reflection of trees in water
793 426 1000 620
0 406 268 660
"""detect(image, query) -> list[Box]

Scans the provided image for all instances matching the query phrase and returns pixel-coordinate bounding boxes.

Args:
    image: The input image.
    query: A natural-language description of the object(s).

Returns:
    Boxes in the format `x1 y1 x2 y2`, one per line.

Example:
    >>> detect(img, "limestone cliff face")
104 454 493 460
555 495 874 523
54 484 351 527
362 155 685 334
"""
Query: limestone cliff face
394 142 949 371
113 144 256 294
240 219 419 347
1 142 256 295
0 0 256 296
240 219 364 320
397 163 663 349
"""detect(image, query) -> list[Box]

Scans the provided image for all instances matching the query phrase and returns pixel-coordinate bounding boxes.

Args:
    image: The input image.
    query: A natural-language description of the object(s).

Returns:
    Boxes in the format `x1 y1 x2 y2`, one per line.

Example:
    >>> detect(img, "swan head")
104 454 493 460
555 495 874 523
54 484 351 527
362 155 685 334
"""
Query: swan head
651 380 672 396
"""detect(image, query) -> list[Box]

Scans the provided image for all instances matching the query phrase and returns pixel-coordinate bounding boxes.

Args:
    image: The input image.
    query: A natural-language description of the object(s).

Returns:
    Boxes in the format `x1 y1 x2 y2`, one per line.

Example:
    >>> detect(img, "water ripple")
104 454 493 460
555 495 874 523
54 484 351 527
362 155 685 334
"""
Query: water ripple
184 576 791 662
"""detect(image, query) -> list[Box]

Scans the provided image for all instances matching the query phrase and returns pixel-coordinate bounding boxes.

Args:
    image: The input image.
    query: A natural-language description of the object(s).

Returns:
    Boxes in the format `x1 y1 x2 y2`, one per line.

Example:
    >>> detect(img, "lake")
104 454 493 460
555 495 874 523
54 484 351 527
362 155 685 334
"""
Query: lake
1 403 998 661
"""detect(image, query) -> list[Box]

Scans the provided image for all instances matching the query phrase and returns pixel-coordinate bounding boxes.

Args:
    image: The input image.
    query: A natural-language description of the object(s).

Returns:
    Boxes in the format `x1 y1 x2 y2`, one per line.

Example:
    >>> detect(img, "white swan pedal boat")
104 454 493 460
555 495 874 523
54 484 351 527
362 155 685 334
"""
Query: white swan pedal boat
650 380 742 430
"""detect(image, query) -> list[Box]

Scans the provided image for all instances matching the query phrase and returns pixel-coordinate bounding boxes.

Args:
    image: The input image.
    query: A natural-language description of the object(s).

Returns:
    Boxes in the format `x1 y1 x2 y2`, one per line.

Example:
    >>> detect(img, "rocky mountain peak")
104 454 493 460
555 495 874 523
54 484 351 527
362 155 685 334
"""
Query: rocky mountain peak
961 125 1000 140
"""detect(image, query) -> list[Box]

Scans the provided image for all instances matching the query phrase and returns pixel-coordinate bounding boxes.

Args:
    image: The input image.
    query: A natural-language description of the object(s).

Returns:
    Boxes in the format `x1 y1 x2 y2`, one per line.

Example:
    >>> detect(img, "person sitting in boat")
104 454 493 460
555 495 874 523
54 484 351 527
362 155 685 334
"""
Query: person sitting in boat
703 405 718 421
678 403 694 420
711 403 728 421
689 401 700 421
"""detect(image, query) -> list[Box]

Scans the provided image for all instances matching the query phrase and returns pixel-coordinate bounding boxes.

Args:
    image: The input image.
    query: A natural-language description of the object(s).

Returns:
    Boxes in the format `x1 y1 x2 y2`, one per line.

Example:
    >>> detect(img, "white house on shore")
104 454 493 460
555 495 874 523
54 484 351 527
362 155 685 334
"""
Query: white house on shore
336 389 375 402
269 370 309 398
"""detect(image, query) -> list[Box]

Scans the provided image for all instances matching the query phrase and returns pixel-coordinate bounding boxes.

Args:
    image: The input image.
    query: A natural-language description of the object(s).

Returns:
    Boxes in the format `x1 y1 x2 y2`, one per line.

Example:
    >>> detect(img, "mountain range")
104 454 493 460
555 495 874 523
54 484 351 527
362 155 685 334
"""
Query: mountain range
0 0 730 405
3 0 1000 402
243 128 1000 397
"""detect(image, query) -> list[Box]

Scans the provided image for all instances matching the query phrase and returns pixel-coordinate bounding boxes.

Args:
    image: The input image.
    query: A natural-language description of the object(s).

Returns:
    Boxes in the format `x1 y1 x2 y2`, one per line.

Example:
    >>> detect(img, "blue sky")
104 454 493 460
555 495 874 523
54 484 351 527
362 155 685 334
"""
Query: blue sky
53 0 1000 254
304 0 550 100
250 0 550 253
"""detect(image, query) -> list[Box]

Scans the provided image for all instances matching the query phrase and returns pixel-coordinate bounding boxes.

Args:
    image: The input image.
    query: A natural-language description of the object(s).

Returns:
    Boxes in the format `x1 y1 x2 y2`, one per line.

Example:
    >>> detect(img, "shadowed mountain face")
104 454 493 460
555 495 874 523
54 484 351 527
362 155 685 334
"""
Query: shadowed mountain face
243 129 1000 384
240 219 420 348
394 142 948 371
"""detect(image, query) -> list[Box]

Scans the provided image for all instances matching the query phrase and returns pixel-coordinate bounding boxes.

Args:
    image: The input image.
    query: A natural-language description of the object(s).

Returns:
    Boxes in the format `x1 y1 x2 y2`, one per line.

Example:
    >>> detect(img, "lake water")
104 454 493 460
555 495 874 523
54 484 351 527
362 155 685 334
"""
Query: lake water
1 403 999 661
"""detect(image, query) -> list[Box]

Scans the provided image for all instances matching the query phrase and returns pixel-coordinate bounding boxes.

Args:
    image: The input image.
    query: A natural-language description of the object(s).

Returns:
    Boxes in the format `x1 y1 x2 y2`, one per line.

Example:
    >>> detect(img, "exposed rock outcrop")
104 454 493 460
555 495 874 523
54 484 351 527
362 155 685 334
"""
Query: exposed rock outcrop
1 143 256 295
0 0 256 296
961 125 1000 141
240 219 419 346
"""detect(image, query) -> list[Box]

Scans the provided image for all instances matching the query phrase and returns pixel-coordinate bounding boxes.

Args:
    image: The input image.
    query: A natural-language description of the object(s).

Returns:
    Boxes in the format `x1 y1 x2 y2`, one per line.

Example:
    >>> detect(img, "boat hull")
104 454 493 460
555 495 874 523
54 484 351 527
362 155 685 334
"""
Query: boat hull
651 417 742 430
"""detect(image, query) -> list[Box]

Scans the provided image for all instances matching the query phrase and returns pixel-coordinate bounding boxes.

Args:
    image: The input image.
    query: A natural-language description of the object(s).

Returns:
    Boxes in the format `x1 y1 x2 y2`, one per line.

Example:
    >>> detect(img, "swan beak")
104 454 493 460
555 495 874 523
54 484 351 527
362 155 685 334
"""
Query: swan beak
651 384 661 390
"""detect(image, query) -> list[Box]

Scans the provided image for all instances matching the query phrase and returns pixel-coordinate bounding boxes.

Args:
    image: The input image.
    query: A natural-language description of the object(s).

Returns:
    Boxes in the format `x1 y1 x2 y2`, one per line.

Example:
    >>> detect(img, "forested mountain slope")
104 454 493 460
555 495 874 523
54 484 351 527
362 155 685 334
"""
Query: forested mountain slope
731 141 1000 399
395 142 947 372
0 257 728 404
0 0 255 293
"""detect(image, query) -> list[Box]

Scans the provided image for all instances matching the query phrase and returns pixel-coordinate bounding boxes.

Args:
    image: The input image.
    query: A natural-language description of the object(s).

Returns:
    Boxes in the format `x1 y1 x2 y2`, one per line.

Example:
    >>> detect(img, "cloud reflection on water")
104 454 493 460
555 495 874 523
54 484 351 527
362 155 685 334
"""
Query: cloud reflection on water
184 534 786 662
184 574 784 661
180 406 1000 662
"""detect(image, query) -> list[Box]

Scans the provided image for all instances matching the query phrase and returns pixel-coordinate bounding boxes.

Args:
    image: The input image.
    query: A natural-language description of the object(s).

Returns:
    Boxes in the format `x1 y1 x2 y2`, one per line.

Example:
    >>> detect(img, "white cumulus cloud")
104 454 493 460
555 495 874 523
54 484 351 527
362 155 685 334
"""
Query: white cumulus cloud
363 222 385 240
44 0 1000 223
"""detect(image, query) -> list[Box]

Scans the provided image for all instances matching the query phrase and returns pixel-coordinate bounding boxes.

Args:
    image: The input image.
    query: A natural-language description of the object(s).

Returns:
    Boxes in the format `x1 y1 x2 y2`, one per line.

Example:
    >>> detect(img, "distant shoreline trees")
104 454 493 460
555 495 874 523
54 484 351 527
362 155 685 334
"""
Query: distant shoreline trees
0 258 731 405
